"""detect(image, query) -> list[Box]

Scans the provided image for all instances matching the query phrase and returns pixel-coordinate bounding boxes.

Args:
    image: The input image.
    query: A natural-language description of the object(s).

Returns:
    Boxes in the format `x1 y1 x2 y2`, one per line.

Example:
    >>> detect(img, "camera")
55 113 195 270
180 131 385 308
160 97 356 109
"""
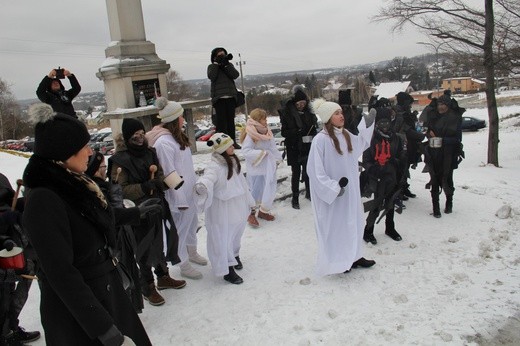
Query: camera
55 67 65 79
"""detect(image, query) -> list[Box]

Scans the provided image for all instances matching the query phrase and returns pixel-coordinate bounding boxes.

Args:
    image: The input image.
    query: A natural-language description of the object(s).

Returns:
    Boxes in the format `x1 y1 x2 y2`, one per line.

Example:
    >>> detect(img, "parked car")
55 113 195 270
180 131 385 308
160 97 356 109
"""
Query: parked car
461 116 486 131
198 129 216 142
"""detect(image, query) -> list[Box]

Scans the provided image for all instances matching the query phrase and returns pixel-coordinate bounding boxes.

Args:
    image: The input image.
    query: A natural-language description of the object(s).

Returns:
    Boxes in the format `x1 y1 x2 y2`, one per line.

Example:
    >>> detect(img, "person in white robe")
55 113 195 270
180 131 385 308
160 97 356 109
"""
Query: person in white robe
146 97 208 280
240 108 283 227
194 133 255 284
307 99 376 276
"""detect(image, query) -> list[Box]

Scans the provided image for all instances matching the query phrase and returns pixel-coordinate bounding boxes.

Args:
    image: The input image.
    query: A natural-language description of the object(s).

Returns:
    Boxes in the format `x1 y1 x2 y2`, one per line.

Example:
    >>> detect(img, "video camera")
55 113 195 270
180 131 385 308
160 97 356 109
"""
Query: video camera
55 67 65 79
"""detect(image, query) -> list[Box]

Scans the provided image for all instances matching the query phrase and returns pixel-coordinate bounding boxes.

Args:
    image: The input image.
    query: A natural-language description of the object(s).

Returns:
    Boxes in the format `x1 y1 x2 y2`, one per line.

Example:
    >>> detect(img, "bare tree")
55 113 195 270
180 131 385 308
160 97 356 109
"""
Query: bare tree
165 70 193 101
0 78 22 141
373 0 520 167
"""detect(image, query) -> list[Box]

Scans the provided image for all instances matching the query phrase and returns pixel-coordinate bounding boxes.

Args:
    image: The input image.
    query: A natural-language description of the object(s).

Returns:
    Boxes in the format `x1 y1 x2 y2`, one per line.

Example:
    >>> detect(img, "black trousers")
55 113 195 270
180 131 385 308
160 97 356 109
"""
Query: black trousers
291 162 309 197
214 98 237 143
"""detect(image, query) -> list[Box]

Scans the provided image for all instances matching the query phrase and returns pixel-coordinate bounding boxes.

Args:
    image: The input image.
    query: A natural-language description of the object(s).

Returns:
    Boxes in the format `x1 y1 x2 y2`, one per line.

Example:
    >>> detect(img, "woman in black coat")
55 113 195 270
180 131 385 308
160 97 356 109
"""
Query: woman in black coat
22 104 151 346
280 86 318 209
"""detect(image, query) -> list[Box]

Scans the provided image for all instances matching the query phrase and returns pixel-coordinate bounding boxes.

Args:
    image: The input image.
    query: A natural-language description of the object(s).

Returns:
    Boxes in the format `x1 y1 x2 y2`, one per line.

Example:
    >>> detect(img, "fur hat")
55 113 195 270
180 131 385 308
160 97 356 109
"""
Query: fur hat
207 132 234 154
85 151 104 178
122 118 145 142
396 92 414 107
292 85 308 103
29 103 90 161
437 94 452 107
155 97 184 123
375 107 392 124
211 47 227 62
311 98 341 124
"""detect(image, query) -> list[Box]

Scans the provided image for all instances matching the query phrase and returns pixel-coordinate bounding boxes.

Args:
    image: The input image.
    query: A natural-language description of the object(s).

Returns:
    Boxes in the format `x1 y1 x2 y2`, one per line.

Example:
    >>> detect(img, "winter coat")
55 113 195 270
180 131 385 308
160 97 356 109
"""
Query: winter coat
36 75 81 117
109 135 180 266
394 105 425 166
22 155 151 346
207 63 239 105
280 101 318 166
306 119 374 275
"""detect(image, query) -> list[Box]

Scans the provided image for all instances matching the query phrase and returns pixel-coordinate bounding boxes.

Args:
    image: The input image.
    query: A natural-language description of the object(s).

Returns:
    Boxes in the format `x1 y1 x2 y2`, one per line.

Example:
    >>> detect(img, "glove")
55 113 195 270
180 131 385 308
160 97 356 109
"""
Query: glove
337 177 349 197
137 198 162 218
109 184 124 208
364 109 376 128
140 178 164 194
194 183 207 196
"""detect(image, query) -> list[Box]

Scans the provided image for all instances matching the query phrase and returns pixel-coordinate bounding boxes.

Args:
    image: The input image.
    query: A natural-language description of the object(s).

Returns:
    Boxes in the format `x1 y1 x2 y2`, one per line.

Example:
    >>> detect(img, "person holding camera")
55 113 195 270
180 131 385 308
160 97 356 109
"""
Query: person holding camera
208 47 241 148
36 67 81 118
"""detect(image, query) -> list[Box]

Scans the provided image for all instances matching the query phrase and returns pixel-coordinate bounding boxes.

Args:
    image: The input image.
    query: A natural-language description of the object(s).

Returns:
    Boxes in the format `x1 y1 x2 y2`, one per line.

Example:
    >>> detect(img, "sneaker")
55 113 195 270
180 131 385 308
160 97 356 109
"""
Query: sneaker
224 267 243 284
143 284 165 306
234 256 243 270
352 257 376 268
180 262 203 279
257 210 275 221
247 213 259 227
157 274 187 290
12 326 41 343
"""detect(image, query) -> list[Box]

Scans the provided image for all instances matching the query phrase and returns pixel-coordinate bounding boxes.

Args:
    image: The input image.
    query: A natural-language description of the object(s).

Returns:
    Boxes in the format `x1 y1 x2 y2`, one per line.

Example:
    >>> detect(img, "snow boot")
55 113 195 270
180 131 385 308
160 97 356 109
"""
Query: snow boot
257 209 275 221
385 228 402 241
352 257 376 268
291 194 300 210
432 200 441 218
180 261 203 279
363 225 377 245
224 266 243 285
234 256 243 270
157 273 186 290
143 283 165 306
188 245 208 266
445 196 453 214
247 210 259 227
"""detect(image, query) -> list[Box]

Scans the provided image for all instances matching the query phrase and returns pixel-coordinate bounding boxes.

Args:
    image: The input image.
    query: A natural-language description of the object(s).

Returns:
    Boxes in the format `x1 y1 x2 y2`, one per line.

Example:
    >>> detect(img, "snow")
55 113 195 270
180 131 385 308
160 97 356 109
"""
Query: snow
374 81 412 99
2 103 520 345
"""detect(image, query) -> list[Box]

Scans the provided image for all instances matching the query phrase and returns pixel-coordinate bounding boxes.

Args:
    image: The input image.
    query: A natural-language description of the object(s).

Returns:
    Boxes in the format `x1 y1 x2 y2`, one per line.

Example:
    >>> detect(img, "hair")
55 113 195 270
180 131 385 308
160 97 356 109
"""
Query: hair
164 119 190 150
221 151 241 180
325 121 352 155
239 108 268 143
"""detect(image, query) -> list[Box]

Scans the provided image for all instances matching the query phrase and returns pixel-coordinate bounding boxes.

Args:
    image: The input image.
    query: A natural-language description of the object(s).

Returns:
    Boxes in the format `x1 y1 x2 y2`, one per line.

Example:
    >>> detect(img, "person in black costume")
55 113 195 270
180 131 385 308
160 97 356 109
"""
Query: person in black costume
280 85 318 209
423 94 464 218
36 68 81 117
361 107 407 245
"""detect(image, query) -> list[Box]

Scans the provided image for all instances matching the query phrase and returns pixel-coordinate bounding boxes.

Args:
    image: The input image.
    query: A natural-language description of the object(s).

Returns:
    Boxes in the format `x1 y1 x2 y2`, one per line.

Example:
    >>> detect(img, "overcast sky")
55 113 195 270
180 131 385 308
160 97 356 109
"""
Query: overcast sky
1 0 433 100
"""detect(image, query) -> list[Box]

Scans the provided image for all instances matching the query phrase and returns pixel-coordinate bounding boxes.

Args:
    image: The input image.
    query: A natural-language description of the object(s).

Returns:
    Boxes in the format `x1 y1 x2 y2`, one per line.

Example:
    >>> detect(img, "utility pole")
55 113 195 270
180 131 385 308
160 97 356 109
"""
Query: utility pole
236 53 248 118
417 41 448 95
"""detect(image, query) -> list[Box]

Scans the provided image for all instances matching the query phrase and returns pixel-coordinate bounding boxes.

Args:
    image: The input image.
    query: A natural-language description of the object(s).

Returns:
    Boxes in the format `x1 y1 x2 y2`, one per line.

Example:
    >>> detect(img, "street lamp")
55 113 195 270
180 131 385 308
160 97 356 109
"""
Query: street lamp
235 53 248 118
417 41 448 95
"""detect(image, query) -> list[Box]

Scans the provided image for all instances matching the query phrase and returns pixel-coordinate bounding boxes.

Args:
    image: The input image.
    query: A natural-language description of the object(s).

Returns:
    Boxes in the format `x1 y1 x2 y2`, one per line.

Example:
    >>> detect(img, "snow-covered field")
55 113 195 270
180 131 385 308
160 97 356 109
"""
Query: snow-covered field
1 101 520 345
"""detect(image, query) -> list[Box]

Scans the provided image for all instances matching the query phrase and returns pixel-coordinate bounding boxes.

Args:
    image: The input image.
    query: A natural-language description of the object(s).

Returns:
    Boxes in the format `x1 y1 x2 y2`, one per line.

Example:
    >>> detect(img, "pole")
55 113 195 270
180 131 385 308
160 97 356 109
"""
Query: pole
417 41 448 96
236 53 248 118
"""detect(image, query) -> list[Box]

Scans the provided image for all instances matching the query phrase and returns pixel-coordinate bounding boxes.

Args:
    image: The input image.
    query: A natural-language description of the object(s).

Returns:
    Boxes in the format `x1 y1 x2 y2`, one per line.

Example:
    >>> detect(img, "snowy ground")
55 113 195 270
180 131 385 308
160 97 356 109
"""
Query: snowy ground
2 103 520 345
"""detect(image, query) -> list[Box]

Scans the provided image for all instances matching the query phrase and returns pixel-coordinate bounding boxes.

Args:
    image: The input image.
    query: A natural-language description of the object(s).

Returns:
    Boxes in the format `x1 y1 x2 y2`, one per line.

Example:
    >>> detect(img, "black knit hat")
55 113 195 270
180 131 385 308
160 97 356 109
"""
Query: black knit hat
29 103 90 161
396 92 414 107
122 118 145 142
211 47 227 62
85 151 105 178
438 94 452 107
293 89 307 103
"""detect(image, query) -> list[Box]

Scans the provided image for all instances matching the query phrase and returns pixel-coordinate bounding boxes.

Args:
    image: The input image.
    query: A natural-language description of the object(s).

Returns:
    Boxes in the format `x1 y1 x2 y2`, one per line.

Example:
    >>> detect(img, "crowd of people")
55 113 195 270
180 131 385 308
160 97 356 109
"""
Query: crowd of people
0 56 465 344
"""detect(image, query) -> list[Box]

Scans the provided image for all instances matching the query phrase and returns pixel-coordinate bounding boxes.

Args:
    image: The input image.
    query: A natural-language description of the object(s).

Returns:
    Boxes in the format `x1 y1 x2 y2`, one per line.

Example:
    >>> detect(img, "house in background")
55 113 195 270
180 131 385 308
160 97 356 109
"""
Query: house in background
442 77 486 94
410 90 444 107
322 81 348 101
373 81 414 100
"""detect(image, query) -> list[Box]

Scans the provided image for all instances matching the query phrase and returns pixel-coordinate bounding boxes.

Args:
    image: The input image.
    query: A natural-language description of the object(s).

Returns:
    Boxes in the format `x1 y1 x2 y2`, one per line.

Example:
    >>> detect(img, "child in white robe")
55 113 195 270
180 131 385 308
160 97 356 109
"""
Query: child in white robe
240 108 283 227
307 99 376 276
194 133 255 284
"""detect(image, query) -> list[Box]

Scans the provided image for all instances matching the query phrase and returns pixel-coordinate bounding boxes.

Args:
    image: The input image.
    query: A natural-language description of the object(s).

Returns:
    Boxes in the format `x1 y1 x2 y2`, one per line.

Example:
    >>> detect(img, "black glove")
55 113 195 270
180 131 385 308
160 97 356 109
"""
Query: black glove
337 177 349 197
109 184 124 208
137 198 162 218
140 179 164 195
0 210 21 226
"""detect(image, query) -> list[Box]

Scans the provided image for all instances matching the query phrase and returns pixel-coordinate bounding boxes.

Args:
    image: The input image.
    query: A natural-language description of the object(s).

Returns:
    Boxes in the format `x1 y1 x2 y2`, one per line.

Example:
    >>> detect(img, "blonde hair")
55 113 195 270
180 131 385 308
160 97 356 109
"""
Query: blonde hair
239 108 268 143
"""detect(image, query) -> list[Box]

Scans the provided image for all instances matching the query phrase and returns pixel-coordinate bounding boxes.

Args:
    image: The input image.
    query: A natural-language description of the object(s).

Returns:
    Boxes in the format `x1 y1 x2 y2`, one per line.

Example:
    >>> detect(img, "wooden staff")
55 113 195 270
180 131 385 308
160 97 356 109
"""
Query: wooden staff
11 179 23 211
149 165 157 195
114 167 122 184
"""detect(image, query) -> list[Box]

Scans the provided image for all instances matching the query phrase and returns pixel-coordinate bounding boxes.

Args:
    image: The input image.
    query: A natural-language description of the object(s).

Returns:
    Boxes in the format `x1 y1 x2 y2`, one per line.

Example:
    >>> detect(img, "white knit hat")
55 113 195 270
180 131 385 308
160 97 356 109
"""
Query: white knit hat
155 97 184 123
312 98 341 124
207 132 234 154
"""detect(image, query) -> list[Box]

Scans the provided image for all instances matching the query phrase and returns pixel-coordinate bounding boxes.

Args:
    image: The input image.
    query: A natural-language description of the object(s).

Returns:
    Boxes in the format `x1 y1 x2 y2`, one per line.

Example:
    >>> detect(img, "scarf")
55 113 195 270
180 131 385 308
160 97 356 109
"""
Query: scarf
245 118 273 142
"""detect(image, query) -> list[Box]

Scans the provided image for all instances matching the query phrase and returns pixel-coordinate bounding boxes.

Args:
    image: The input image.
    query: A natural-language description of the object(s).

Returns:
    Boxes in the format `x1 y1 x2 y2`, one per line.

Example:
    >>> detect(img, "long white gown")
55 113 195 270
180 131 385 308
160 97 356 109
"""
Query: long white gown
306 118 374 276
195 153 255 276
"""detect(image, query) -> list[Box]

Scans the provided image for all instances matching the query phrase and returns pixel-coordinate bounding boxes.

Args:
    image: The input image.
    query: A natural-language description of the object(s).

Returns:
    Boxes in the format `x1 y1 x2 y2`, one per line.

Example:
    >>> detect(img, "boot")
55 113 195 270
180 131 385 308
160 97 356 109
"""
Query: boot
234 256 243 270
445 196 453 214
143 283 165 306
247 210 259 227
187 245 208 266
291 195 300 210
363 225 377 245
257 209 275 221
304 191 311 201
157 273 187 290
180 261 203 279
224 266 243 284
352 257 376 268
403 188 416 198
11 327 41 343
432 199 441 218
385 228 402 241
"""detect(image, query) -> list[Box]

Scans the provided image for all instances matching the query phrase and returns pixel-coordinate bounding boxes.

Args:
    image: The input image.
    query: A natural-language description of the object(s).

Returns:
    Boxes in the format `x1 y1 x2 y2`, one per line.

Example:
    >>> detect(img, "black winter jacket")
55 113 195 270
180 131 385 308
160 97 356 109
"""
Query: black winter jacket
36 75 81 117
22 155 151 346
280 101 318 166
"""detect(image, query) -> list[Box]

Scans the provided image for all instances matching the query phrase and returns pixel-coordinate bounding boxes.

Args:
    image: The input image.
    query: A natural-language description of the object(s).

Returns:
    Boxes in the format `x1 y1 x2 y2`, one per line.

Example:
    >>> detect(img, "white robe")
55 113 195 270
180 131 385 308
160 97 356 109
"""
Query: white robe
241 135 282 211
152 134 199 263
195 153 255 276
306 118 374 276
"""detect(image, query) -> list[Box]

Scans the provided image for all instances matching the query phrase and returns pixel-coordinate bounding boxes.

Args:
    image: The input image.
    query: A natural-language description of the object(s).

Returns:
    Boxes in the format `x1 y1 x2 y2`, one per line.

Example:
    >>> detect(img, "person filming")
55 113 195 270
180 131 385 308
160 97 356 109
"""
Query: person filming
36 67 81 118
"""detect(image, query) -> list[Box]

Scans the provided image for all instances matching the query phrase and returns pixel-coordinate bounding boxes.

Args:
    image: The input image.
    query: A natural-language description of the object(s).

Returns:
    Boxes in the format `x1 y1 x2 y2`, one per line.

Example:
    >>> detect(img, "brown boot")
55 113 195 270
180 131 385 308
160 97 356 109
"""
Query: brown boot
247 211 259 227
257 210 275 221
143 283 165 306
157 274 187 290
